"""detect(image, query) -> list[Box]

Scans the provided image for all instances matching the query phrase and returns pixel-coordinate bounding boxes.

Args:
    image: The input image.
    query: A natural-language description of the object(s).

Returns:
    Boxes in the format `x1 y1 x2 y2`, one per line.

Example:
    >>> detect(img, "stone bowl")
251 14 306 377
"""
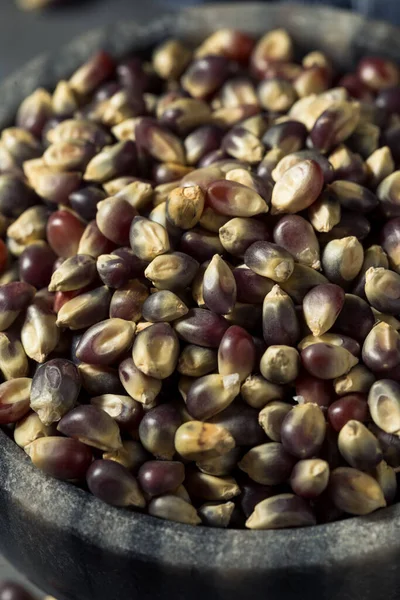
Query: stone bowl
1 3 400 600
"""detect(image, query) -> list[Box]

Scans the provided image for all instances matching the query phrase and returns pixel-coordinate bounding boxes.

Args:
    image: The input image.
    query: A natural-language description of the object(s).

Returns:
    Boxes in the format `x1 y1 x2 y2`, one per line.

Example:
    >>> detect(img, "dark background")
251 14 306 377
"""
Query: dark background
2 0 400 80
0 0 175 78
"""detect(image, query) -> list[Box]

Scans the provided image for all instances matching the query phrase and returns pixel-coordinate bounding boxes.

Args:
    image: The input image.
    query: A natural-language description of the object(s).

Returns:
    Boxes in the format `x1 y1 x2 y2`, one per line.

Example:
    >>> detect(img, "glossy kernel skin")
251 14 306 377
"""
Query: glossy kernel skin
78 220 116 258
0 378 32 425
0 175 38 219
49 254 97 292
246 493 316 530
233 267 274 304
136 118 185 164
290 459 330 499
109 280 149 322
70 50 115 96
184 125 224 165
0 333 29 381
301 343 358 380
271 160 324 215
132 322 179 380
186 373 241 421
69 185 106 221
180 228 224 263
298 333 360 359
149 495 201 525
280 403 326 459
97 197 138 247
76 318 135 366
274 150 334 185
174 308 229 348
97 254 135 289
258 401 292 442
209 399 266 447
245 241 294 283
338 419 382 470
196 446 241 477
84 140 137 184
182 56 231 99
139 404 182 460
196 29 254 63
295 372 335 409
138 460 185 497
56 286 112 331
118 357 162 406
0 282 36 331
262 285 300 347
46 210 86 258
273 214 320 270
86 459 145 508
0 582 36 600
362 322 400 376
381 218 400 273
144 252 199 291
328 394 369 432
222 127 264 164
19 243 56 289
184 471 240 501
25 436 93 481
262 121 307 155
365 267 400 316
309 102 360 154
178 344 217 378
329 467 386 515
219 217 270 259
174 420 235 461
91 393 143 434
373 460 397 505
321 237 364 287
239 442 296 486
202 255 237 315
357 57 399 91
327 180 378 214
130 216 170 261
333 294 375 343
368 379 400 435
21 303 60 364
206 180 268 218
218 325 256 383
334 365 375 397
303 284 345 337
57 404 122 452
142 290 188 323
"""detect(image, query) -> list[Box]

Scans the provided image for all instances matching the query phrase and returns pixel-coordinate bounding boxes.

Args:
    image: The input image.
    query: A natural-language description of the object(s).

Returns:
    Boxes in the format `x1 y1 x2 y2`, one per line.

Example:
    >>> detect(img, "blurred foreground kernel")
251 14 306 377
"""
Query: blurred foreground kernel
16 0 64 10
0 580 58 600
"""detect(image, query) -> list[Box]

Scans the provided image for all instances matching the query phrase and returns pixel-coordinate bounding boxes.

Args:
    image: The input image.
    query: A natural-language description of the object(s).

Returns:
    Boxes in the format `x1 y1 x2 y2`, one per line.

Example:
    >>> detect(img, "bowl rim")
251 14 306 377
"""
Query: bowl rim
1 428 398 572
1 0 400 574
1 0 400 127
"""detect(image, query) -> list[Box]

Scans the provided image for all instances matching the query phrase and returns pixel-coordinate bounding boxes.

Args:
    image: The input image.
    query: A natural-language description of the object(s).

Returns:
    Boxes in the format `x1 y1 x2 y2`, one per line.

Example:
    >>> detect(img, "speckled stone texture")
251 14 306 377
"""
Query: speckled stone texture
1 4 400 599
